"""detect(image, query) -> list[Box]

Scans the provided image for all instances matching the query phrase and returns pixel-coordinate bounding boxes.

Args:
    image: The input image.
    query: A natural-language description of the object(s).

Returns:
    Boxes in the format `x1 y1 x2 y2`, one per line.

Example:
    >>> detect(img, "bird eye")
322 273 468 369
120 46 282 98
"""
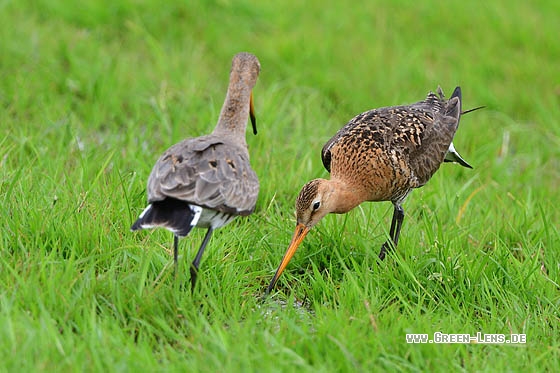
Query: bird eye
312 201 321 211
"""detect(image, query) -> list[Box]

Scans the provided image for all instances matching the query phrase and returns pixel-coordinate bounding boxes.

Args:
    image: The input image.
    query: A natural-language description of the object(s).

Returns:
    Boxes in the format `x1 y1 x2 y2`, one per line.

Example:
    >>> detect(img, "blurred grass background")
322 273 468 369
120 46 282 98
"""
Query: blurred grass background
1 0 559 371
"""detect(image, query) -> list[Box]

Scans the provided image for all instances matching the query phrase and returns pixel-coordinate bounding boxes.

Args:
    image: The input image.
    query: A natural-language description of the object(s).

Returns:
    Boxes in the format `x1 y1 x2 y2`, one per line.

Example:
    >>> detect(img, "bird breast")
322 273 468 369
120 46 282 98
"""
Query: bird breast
329 134 418 203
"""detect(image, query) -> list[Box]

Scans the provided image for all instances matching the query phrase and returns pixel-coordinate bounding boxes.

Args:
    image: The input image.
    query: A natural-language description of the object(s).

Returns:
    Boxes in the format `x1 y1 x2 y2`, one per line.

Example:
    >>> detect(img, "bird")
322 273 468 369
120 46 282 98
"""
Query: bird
266 86 477 293
131 52 261 291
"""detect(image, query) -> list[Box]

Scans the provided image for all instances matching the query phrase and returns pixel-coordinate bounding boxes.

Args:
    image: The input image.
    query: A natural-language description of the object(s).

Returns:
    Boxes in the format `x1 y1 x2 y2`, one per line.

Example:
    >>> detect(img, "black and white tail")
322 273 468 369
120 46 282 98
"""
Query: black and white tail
131 198 202 237
445 142 473 169
443 86 473 169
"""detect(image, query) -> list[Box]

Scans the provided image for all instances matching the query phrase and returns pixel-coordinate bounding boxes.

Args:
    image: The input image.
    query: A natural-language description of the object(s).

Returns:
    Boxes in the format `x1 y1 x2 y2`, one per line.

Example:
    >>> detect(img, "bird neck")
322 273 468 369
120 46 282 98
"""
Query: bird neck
212 80 252 142
327 179 367 214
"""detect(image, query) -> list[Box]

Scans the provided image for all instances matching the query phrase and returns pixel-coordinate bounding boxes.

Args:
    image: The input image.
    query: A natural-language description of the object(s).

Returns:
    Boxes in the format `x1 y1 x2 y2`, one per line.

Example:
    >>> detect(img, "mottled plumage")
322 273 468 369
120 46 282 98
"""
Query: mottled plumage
266 86 474 293
321 86 465 192
131 52 261 290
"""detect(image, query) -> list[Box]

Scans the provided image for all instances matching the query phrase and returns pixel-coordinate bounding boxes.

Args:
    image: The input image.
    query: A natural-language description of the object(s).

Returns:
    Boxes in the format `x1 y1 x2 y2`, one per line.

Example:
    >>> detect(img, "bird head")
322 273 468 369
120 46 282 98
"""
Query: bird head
231 52 260 135
265 179 334 294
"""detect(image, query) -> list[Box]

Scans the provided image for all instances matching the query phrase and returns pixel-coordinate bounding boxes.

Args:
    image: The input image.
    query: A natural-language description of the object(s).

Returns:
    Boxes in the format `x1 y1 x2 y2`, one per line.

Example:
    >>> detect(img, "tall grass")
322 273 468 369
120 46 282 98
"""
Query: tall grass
1 0 559 371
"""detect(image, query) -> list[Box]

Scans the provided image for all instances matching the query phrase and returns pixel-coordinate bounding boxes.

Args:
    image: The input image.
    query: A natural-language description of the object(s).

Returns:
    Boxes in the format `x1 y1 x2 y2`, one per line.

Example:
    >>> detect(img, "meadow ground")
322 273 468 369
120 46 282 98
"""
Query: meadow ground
1 0 559 371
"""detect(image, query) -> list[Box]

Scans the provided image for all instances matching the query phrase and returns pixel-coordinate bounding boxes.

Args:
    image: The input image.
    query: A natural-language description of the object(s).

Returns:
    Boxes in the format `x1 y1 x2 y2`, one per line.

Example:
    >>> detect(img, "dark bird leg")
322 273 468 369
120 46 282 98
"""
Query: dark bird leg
173 235 179 277
190 227 214 291
379 204 405 260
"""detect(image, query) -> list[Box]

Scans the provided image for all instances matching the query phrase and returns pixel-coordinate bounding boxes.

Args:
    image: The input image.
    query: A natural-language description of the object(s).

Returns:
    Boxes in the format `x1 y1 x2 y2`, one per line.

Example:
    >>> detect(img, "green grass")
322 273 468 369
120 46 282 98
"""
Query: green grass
1 0 559 371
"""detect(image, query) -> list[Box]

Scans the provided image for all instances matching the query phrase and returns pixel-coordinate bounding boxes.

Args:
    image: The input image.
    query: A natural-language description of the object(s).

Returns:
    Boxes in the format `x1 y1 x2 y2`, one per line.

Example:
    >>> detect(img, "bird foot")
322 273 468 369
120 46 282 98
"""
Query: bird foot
378 241 395 261
189 266 198 293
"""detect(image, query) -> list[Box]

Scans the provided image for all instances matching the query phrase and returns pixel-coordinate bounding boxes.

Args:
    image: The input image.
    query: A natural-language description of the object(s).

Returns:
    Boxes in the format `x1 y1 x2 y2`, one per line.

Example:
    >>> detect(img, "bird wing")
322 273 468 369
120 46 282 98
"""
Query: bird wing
321 104 432 173
146 135 259 215
408 87 462 185
320 97 440 173
321 128 341 173
321 87 462 185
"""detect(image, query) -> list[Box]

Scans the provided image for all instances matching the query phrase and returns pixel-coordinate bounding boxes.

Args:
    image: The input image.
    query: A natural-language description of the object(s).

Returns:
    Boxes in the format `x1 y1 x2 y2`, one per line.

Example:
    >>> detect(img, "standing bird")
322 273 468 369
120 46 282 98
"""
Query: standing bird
131 52 261 290
266 86 475 293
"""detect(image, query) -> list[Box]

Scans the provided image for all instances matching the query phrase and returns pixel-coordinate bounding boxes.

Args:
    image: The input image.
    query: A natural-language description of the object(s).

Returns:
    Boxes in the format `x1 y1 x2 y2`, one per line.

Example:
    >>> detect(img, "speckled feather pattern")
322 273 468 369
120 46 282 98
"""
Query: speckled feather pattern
321 87 462 203
266 87 470 292
295 179 321 214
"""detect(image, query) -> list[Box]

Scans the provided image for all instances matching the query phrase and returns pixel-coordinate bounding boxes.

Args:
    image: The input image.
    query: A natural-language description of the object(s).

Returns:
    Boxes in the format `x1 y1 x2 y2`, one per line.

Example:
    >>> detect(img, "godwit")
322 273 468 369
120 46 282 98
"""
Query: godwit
266 86 476 293
131 52 261 290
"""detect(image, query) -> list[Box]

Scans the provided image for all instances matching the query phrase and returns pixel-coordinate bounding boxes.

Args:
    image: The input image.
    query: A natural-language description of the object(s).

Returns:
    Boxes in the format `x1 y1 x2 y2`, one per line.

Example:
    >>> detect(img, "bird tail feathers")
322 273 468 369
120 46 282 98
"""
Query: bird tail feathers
131 199 202 237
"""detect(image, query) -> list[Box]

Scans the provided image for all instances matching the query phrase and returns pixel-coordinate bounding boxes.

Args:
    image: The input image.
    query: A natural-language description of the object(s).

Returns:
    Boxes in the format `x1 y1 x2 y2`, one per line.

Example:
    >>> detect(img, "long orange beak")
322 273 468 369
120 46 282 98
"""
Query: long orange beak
265 223 310 294
249 91 257 135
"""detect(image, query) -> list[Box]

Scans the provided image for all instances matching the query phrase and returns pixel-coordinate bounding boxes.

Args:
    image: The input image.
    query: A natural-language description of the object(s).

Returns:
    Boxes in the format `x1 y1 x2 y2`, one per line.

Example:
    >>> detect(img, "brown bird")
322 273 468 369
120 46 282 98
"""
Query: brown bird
131 52 261 290
266 86 475 293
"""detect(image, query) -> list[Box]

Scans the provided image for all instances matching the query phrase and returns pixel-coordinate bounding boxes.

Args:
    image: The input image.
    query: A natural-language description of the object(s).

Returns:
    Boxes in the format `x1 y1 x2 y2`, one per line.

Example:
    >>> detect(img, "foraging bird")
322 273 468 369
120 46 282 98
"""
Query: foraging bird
266 86 475 293
131 52 261 290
